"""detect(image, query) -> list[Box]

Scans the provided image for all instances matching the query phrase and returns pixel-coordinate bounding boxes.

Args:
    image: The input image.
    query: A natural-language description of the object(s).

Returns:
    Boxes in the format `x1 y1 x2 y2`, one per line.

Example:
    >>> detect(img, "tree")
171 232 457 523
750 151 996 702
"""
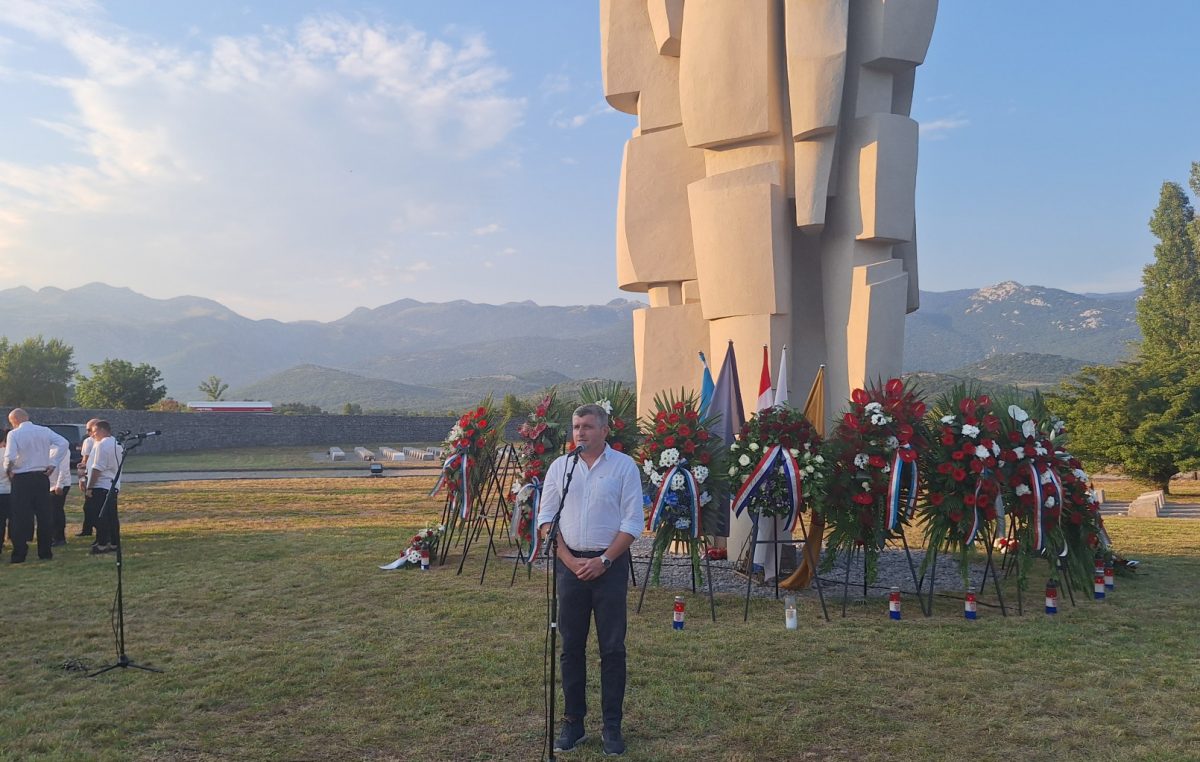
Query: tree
342 402 363 415
277 402 324 415
198 375 229 401
0 335 75 406
1054 162 1200 492
149 398 186 413
74 359 167 410
1136 162 1200 358
1049 352 1200 493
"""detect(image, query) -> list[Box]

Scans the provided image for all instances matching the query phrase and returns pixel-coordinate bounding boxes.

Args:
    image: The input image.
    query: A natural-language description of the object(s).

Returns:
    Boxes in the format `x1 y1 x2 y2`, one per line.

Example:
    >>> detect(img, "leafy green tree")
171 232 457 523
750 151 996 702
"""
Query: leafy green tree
1055 162 1200 492
149 398 187 413
342 402 363 415
1137 162 1200 357
198 375 229 401
0 335 75 406
74 359 167 410
1050 352 1200 493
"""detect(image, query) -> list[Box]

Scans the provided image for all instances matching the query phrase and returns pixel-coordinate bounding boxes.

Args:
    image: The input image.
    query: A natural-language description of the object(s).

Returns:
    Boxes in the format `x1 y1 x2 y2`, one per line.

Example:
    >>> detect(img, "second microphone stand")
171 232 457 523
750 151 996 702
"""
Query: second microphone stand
90 433 162 677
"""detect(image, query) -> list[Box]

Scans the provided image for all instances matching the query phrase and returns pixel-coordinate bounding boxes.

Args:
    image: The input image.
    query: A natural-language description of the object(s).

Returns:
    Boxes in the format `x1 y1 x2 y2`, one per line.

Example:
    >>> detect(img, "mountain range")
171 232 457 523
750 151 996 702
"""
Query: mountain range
0 281 1141 411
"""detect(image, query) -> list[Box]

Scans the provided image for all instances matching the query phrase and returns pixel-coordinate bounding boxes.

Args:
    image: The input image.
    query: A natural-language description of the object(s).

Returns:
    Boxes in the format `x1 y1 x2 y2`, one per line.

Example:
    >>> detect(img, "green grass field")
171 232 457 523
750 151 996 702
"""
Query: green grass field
1 477 1197 761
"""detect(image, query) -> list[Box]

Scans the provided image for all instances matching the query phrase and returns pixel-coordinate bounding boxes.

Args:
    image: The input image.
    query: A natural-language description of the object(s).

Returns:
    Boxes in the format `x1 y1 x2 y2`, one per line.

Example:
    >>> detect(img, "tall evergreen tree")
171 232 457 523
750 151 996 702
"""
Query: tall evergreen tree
1137 162 1200 356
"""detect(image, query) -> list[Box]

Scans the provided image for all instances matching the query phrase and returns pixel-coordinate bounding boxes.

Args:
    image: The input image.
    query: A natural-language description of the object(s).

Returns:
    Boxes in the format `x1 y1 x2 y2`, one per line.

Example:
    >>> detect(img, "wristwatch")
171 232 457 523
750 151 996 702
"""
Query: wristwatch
600 554 612 569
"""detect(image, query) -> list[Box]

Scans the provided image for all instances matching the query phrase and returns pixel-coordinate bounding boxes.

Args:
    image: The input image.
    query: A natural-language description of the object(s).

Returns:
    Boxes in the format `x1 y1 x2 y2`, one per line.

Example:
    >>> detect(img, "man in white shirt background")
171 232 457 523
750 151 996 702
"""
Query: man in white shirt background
538 404 644 756
84 420 122 554
0 429 11 555
3 408 69 563
49 440 72 547
76 418 100 538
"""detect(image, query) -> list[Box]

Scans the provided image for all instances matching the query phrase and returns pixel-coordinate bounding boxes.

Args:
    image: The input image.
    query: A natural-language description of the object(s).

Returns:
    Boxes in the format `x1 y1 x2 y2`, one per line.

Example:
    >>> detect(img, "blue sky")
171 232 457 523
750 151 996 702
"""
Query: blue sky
1 1 1197 321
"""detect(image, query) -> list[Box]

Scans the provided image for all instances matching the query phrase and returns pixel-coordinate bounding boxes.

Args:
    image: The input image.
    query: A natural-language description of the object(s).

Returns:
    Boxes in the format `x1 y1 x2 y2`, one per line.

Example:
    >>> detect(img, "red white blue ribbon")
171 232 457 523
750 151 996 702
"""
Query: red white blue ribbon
885 447 919 532
1025 461 1045 552
732 445 803 532
511 478 543 563
966 478 985 547
649 463 702 538
430 449 471 520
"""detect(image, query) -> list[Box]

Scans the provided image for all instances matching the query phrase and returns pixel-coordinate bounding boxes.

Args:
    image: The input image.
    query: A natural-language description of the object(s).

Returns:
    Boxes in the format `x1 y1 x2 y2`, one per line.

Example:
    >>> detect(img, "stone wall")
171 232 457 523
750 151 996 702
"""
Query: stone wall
20 408 461 455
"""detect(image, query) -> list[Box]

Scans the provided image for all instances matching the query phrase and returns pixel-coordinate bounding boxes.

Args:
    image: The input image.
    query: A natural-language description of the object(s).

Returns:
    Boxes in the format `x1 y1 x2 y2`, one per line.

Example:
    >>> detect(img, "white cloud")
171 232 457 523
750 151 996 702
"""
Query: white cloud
472 222 503 236
551 99 611 129
0 5 525 320
920 115 969 139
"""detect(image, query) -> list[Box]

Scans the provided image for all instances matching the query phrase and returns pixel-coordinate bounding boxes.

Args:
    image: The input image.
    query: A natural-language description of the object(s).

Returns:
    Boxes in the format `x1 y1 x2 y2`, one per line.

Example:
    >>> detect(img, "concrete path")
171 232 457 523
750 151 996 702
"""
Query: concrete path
1099 502 1200 519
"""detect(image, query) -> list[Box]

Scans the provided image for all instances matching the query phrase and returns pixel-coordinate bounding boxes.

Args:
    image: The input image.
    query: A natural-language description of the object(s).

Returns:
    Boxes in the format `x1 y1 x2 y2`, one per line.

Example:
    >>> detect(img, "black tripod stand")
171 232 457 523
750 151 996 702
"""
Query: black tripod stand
543 449 582 761
90 431 163 677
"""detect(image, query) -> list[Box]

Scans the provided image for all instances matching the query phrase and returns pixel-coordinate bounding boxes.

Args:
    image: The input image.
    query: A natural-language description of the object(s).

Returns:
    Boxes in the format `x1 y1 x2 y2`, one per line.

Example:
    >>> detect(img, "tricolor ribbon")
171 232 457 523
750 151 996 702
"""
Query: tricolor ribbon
430 449 471 519
649 462 702 538
732 445 803 532
966 474 986 547
885 446 919 532
1025 461 1045 552
511 478 542 563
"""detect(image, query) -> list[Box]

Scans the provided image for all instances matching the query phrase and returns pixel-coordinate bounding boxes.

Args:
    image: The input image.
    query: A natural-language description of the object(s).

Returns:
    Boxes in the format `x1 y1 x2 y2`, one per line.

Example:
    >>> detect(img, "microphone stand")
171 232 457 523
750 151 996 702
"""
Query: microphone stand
544 449 582 761
90 434 163 677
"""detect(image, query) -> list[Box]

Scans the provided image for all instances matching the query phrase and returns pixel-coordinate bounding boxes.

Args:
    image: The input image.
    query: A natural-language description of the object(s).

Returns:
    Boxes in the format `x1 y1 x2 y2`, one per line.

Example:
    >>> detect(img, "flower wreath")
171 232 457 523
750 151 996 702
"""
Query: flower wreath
993 396 1069 585
510 391 570 563
392 525 444 569
1053 452 1112 590
577 380 639 454
822 378 927 582
431 400 502 523
919 386 1004 580
727 405 829 533
635 390 728 586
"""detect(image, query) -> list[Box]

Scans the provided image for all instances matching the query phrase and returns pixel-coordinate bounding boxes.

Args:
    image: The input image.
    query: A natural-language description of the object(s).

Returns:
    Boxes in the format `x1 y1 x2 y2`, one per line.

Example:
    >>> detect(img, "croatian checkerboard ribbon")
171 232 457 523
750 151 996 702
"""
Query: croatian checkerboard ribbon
649 462 702 538
731 445 802 533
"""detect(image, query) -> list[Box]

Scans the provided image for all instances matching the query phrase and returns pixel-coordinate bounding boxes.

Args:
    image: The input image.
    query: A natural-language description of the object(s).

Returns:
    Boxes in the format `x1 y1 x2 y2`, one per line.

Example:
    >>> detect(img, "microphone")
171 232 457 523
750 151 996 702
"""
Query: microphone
142 430 163 437
569 445 585 458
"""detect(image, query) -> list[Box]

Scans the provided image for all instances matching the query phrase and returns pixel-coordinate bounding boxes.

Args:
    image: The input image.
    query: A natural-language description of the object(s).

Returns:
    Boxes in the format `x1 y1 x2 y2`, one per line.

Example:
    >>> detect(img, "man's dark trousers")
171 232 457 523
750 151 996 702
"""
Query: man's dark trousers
90 488 119 548
10 472 53 561
50 485 69 542
557 550 629 732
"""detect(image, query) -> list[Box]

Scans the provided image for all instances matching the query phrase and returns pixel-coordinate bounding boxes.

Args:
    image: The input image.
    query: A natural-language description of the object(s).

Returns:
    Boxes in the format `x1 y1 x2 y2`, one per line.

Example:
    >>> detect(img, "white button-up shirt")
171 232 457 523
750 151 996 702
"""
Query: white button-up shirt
3 421 68 476
0 445 10 494
88 436 121 491
537 444 645 552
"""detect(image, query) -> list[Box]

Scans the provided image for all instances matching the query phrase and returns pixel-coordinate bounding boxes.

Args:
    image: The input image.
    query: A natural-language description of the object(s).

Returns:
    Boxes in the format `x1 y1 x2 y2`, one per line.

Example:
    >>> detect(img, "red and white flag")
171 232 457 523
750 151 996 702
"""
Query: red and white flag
757 345 773 413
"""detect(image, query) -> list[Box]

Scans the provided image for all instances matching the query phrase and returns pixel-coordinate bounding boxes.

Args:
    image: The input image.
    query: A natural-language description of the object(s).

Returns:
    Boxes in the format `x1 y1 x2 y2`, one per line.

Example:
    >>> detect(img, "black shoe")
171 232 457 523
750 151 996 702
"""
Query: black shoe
90 544 106 556
601 728 626 756
38 554 53 560
75 531 92 537
11 555 26 564
52 539 67 547
553 720 586 752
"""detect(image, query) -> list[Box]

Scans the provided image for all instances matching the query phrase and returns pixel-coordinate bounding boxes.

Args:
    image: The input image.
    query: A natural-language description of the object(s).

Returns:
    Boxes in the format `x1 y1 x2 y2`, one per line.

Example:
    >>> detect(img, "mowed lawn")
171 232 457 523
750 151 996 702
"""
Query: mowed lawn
1 477 1198 761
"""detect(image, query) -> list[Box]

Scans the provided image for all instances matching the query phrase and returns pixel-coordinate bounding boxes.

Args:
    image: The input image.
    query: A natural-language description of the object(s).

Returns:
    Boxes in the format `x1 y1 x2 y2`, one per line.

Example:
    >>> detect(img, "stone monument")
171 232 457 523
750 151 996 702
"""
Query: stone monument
602 0 937 559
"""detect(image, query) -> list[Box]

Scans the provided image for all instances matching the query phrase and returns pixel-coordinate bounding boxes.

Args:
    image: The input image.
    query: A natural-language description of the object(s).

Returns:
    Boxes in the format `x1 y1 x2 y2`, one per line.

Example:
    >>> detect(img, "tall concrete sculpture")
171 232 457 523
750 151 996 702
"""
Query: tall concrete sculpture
602 0 937 557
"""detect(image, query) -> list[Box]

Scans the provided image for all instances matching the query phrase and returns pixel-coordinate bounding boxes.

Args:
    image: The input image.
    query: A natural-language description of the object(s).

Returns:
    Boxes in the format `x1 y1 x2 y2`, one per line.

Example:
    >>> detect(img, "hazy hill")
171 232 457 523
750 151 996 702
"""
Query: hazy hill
0 281 1140 409
903 281 1139 372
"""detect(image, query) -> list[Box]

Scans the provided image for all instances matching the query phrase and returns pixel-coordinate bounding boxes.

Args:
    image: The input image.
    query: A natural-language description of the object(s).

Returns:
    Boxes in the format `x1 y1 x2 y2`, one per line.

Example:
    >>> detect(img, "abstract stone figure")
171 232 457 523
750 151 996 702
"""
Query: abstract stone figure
602 0 937 553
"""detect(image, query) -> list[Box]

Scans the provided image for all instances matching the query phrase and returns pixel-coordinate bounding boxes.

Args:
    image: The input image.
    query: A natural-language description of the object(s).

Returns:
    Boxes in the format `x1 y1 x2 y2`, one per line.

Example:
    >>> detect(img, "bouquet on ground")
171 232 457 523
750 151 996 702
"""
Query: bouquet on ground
728 404 829 540
919 385 1004 581
577 380 639 454
432 398 504 522
510 390 571 563
822 378 928 582
636 390 728 586
383 525 444 570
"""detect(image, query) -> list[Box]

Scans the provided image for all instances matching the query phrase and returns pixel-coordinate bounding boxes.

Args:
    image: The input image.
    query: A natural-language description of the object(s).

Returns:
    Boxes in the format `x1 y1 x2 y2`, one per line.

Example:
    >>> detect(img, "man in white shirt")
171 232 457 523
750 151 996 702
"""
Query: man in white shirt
0 429 11 555
538 404 644 756
76 418 100 537
84 420 122 554
4 408 69 563
49 441 71 546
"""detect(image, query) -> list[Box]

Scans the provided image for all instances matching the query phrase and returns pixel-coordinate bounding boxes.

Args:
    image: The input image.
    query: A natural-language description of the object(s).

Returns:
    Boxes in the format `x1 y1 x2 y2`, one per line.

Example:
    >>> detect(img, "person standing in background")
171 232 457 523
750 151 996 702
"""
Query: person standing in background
76 418 100 538
4 408 69 563
84 420 121 555
0 429 10 555
49 440 71 546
